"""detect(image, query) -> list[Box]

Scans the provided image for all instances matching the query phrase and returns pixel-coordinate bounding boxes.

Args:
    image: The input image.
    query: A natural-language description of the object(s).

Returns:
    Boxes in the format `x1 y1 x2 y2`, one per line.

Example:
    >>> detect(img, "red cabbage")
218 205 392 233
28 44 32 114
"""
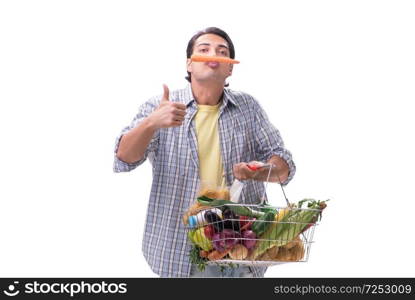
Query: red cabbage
212 229 241 251
241 230 257 249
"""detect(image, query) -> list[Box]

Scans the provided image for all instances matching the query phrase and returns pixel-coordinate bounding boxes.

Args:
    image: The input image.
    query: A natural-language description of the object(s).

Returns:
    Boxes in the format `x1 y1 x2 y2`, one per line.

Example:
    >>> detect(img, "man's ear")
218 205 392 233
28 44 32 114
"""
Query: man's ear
228 64 233 76
186 58 192 73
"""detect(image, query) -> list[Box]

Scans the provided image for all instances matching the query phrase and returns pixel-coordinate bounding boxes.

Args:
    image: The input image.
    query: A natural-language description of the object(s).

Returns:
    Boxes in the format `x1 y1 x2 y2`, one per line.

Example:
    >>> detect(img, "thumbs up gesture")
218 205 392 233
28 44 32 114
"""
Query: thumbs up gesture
161 84 171 102
148 84 187 129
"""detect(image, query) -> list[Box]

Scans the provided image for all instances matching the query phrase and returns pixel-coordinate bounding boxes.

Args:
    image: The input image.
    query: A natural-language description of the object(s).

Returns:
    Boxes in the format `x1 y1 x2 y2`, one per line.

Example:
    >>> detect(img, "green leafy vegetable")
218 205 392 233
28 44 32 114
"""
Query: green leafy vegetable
196 196 264 218
251 211 276 236
189 245 208 272
251 199 327 260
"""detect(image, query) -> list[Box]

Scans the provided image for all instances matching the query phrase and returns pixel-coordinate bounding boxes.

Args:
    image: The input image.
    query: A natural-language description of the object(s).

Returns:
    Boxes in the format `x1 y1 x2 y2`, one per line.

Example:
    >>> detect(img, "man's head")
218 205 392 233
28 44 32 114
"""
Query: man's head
185 27 235 86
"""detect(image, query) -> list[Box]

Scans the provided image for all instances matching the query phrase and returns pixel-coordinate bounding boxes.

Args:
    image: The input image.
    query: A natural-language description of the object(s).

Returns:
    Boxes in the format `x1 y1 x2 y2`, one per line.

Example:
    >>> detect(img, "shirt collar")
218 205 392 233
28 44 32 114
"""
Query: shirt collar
183 84 195 107
223 88 239 107
183 84 239 107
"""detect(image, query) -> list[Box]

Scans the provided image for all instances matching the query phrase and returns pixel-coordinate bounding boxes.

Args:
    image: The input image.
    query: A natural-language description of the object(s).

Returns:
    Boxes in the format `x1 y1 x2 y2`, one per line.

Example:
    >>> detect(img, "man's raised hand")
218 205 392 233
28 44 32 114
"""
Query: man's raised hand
148 84 187 129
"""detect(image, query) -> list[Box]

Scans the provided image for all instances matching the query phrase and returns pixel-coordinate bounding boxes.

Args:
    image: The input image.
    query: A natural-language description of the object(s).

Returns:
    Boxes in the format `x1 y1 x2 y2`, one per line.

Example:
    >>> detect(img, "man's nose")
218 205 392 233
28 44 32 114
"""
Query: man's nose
208 49 217 56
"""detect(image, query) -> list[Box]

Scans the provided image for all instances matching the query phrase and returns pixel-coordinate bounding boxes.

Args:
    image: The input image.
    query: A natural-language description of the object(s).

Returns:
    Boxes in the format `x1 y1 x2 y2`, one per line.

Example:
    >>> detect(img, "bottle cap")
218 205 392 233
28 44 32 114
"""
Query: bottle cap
188 216 197 228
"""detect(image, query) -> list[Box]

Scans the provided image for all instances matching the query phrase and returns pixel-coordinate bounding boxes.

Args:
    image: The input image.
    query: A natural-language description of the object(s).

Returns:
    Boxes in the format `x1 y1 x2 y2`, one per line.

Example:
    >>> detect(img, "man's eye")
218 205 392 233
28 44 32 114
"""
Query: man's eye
200 48 208 52
219 50 228 56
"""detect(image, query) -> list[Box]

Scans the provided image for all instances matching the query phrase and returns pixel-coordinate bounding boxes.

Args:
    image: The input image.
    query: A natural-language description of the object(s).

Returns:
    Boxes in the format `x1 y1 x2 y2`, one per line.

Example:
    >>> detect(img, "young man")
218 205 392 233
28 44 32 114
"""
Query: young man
114 27 296 277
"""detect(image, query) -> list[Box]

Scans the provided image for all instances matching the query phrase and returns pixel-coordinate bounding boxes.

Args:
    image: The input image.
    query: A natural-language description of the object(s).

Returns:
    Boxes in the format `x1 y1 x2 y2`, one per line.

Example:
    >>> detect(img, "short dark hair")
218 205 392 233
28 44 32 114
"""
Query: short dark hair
185 27 235 86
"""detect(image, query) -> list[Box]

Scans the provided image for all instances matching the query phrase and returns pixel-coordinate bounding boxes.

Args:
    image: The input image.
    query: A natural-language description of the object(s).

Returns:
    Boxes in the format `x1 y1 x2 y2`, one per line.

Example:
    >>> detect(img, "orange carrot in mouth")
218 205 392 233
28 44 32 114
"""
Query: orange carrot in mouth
190 55 240 64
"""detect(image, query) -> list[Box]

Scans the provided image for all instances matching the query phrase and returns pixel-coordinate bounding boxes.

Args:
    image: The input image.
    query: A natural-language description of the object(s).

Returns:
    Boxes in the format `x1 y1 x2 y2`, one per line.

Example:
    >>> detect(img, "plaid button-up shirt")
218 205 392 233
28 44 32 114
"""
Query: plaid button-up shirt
113 84 296 277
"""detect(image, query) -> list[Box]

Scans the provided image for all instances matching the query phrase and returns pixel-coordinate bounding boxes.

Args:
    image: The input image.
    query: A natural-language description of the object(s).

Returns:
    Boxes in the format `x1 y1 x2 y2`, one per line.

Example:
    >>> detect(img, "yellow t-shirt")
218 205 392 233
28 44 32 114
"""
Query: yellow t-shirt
194 102 224 187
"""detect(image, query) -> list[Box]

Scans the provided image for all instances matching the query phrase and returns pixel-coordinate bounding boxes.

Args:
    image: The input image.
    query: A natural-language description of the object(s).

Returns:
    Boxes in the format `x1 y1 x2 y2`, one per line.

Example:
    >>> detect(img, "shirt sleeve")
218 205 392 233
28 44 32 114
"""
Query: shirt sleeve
113 97 160 173
253 101 296 185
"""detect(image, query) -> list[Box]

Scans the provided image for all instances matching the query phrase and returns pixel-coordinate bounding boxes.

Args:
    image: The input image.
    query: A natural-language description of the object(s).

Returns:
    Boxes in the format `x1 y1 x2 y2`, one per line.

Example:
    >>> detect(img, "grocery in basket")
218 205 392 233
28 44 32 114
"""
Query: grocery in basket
183 185 328 271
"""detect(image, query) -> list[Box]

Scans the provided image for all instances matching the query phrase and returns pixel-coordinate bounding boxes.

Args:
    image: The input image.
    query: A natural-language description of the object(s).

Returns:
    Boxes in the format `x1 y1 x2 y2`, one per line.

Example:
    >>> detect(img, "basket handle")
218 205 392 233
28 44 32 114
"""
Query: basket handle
259 163 291 207
256 163 311 244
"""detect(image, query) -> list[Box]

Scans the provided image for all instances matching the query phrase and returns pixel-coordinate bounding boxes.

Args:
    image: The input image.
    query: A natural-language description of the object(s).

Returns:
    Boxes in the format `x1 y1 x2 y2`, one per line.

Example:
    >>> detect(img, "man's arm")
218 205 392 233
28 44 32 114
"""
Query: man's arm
116 117 159 163
233 96 295 185
116 84 187 164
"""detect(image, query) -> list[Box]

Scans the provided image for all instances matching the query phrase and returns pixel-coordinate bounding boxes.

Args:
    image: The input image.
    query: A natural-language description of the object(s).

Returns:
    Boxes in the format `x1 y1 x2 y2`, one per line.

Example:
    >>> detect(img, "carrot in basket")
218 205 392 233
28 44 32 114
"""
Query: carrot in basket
199 250 209 258
207 249 231 261
190 55 240 64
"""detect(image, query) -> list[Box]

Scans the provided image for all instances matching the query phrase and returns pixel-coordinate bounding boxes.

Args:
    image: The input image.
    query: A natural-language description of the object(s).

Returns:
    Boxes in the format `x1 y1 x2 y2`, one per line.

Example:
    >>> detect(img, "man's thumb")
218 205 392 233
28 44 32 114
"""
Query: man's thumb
162 84 170 102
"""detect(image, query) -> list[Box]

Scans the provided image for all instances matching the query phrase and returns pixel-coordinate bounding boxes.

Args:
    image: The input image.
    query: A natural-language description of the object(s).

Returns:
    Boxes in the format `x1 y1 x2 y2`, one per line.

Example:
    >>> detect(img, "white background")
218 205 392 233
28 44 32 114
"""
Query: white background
1 0 414 277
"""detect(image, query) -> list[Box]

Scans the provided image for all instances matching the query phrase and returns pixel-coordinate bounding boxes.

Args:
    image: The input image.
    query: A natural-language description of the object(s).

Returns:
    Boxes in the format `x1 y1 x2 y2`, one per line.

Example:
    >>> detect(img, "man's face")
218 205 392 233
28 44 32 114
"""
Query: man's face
187 33 233 85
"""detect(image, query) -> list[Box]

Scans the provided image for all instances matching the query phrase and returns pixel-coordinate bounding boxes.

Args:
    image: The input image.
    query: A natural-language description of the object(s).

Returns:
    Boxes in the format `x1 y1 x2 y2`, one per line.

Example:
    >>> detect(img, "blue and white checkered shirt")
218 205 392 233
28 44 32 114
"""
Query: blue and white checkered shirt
113 84 296 277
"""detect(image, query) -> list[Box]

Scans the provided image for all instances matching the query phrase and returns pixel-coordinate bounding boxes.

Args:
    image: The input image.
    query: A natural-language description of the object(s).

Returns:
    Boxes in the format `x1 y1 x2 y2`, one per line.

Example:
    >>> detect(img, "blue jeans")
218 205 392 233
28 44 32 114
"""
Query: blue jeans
189 264 256 278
